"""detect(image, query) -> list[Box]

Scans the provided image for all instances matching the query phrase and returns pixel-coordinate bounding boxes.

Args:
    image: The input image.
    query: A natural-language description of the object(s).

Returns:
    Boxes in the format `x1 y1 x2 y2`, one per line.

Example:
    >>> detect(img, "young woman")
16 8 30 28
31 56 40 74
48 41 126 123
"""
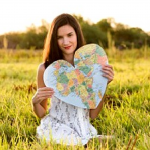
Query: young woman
32 13 114 146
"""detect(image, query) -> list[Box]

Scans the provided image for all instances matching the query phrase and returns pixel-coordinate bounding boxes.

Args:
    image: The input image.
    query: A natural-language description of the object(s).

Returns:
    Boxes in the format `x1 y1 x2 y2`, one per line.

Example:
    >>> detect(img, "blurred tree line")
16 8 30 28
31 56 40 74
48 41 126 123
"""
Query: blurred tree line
0 15 150 50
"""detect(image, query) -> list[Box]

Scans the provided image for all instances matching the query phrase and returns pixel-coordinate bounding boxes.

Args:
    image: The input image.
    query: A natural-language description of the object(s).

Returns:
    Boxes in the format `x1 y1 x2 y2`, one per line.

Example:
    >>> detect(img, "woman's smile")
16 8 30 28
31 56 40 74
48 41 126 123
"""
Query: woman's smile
64 45 72 50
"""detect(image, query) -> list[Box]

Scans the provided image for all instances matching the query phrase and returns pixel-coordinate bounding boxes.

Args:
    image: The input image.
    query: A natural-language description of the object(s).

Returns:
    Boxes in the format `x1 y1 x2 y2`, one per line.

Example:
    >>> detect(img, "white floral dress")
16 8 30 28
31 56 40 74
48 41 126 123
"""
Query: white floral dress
37 96 98 145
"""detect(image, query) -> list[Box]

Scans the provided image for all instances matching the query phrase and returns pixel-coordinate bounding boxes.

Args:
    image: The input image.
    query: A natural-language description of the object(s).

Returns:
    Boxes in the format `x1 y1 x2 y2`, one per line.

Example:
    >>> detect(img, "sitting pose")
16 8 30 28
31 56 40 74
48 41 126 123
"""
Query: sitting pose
32 13 114 146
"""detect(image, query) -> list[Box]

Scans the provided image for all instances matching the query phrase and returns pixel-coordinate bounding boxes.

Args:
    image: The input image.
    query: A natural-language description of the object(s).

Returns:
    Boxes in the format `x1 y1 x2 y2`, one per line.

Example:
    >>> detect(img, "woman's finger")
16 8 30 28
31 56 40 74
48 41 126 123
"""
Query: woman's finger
37 91 54 98
32 90 54 105
103 73 114 80
102 65 114 75
38 87 54 92
102 65 114 84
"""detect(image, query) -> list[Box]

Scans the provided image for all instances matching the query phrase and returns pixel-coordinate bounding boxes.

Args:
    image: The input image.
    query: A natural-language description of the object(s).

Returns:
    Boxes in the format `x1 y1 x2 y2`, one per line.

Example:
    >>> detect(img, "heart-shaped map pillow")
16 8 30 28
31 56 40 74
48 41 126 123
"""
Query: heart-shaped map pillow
44 44 108 109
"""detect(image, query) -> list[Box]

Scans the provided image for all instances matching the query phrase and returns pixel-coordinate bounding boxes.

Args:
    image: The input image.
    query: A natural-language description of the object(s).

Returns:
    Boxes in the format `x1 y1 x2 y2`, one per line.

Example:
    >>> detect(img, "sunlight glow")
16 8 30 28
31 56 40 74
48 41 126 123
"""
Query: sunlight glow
0 0 150 35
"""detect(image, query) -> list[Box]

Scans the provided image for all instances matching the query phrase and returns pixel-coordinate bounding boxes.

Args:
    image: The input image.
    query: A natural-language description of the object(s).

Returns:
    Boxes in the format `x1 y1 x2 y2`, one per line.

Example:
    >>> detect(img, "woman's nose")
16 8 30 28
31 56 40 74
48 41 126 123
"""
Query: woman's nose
63 37 69 45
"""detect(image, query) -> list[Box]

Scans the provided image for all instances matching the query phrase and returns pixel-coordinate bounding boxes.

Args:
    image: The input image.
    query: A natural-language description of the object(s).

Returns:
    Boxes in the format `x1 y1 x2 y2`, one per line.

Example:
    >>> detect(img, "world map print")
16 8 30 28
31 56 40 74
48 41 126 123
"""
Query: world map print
44 44 108 109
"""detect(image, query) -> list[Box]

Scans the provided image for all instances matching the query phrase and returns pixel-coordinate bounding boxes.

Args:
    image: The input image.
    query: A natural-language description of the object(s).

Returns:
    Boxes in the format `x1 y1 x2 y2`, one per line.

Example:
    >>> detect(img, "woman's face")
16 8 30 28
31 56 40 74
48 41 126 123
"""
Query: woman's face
57 24 77 59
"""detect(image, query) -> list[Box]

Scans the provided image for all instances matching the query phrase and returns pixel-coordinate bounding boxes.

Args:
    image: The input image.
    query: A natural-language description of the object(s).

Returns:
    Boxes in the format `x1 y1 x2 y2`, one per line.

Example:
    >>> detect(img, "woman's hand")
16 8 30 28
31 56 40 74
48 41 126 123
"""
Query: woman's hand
32 87 54 105
102 64 114 84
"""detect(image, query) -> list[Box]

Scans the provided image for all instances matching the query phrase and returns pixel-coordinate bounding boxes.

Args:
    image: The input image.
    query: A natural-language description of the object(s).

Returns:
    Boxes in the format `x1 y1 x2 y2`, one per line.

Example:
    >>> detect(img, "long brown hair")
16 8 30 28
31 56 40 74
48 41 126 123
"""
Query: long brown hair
43 13 85 68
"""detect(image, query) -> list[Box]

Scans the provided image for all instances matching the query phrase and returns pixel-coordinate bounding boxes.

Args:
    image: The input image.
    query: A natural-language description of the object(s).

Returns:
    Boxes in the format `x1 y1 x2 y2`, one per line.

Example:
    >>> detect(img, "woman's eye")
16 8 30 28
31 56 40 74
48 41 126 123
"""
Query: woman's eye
68 34 73 37
57 37 62 39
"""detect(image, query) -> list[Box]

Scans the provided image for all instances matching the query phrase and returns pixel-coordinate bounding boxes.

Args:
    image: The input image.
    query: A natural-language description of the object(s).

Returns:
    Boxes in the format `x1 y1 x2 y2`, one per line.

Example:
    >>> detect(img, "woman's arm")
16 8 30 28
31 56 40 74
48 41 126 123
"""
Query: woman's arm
89 95 105 119
89 64 114 119
32 63 54 118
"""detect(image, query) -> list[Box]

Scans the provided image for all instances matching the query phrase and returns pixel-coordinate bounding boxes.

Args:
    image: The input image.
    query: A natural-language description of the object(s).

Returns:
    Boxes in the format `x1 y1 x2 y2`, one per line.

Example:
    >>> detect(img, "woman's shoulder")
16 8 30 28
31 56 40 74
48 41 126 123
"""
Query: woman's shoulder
37 63 46 78
38 63 46 72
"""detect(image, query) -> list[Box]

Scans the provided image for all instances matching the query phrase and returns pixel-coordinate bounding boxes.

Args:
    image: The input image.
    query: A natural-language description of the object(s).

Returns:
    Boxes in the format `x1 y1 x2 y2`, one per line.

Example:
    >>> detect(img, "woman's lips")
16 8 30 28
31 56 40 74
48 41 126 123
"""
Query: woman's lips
64 46 71 50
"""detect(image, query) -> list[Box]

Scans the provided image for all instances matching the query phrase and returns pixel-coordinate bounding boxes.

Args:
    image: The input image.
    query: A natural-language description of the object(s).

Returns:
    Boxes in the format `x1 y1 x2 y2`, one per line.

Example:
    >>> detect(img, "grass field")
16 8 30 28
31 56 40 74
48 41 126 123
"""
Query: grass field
0 48 150 150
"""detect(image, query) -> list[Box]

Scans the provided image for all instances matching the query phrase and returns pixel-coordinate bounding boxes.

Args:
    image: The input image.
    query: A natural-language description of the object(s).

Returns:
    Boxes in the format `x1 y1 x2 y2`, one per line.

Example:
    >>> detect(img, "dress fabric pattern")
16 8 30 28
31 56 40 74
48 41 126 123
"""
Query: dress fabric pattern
37 96 98 145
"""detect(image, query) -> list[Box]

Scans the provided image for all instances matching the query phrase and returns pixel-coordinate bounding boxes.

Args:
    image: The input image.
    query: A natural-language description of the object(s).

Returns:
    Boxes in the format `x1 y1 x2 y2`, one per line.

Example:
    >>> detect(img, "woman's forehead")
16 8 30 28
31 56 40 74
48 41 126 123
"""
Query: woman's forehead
57 25 75 35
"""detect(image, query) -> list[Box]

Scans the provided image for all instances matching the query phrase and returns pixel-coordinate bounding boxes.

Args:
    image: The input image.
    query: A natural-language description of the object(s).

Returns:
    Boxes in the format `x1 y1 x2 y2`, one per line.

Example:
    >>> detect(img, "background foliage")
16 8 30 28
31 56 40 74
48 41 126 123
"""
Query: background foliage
0 48 150 149
0 15 150 50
